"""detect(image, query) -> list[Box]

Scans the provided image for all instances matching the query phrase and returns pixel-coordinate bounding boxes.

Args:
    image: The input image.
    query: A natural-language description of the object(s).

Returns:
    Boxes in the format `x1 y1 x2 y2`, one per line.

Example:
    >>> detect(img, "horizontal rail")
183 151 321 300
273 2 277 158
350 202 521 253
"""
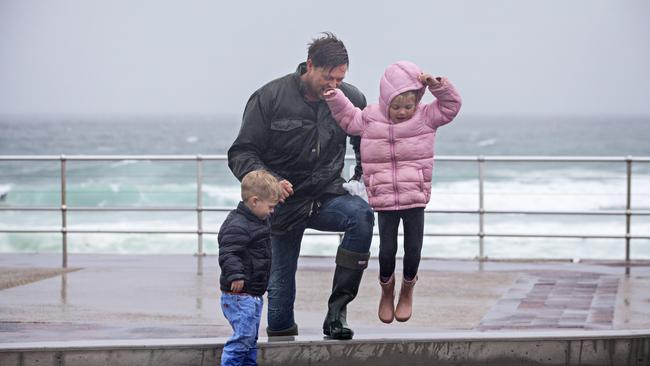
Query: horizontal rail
1 154 649 267
2 207 650 216
0 154 228 161
2 228 649 240
0 206 230 212
2 154 650 162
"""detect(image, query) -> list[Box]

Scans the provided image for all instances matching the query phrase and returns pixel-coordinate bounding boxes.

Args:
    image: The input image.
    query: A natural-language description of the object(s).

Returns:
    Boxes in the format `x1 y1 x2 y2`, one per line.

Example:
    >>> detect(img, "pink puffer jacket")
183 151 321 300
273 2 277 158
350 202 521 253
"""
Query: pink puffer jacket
325 61 462 211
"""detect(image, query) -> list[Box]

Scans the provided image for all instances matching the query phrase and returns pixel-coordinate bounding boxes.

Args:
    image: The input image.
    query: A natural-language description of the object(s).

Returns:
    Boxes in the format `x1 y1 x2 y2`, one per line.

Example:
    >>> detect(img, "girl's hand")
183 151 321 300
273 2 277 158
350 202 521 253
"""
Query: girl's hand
323 88 337 98
419 73 443 88
230 279 244 293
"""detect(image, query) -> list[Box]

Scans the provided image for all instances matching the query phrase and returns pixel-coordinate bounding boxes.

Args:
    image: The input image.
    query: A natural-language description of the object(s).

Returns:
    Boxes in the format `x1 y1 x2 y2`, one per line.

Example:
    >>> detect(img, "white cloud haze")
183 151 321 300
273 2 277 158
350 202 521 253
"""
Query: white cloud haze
1 0 649 117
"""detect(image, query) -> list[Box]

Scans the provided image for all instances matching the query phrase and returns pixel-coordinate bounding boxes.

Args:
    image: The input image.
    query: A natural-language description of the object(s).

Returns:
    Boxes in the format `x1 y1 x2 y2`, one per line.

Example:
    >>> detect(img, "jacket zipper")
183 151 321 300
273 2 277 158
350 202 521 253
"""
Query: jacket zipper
315 106 321 159
389 123 398 209
310 115 321 217
308 200 321 217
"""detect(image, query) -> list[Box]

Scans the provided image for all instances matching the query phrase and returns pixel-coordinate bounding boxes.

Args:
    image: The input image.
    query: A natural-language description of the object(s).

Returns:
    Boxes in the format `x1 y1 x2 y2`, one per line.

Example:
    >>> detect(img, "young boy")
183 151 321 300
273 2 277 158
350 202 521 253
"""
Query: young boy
218 170 282 366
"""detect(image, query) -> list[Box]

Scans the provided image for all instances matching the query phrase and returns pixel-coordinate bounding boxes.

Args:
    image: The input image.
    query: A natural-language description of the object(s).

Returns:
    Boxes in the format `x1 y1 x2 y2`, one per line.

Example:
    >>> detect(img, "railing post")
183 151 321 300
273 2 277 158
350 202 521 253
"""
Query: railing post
477 156 487 261
625 156 632 275
195 155 205 258
60 155 68 268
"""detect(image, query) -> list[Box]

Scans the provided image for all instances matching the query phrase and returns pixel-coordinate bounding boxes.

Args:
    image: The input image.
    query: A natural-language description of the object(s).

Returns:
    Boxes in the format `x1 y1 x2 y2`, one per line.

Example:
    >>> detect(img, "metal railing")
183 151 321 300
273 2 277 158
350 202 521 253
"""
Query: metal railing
1 155 649 268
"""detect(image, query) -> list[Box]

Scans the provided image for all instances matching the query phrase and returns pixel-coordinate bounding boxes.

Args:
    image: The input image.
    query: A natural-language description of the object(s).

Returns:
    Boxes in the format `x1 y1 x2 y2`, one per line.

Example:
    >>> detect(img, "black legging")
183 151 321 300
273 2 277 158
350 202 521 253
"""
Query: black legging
377 207 424 280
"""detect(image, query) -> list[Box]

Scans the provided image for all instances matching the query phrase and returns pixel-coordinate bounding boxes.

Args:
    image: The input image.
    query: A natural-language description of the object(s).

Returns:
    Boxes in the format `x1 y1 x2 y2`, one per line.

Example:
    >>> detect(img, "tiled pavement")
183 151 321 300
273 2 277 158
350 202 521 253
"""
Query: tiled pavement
478 272 620 330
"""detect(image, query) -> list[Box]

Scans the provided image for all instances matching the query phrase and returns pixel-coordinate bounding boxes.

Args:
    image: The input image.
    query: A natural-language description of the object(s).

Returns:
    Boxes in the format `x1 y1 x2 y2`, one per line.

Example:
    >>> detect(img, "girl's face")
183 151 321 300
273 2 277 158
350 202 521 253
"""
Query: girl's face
388 93 417 123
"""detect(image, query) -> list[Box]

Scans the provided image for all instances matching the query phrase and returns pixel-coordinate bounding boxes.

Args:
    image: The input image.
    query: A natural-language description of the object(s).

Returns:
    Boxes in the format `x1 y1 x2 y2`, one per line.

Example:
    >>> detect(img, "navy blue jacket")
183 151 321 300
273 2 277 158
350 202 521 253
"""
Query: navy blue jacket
218 201 272 296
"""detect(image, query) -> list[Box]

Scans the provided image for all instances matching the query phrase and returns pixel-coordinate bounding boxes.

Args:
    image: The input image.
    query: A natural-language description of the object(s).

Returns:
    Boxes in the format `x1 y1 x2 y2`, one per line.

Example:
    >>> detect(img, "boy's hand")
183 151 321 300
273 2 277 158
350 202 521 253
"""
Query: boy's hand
279 179 294 203
419 73 443 88
230 279 244 293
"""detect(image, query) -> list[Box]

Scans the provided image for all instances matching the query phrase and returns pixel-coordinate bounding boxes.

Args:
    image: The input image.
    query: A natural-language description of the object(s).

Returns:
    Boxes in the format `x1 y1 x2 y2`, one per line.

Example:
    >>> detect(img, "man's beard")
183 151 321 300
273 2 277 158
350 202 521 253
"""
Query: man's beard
305 79 324 100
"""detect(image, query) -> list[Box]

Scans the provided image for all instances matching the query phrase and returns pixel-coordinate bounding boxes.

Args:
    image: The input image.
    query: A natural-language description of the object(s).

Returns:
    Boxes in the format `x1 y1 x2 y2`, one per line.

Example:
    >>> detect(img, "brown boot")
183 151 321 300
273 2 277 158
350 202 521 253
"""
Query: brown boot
395 276 417 322
378 274 395 323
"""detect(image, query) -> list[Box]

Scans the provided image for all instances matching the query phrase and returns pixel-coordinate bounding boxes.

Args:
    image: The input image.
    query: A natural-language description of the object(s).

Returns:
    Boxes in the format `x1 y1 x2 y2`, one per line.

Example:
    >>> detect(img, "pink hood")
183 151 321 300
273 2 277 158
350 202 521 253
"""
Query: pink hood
325 61 462 211
379 61 426 118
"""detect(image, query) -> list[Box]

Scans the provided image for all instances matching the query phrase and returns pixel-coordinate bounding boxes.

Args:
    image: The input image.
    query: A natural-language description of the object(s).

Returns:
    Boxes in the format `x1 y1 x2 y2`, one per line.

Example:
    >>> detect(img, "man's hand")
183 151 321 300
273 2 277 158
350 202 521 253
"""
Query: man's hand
419 73 443 88
230 279 244 293
279 179 294 203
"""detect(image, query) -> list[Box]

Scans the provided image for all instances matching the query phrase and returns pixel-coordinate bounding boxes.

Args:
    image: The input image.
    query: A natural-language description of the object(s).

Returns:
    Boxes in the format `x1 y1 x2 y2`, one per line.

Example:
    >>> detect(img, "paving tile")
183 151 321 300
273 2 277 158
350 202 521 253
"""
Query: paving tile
476 273 619 331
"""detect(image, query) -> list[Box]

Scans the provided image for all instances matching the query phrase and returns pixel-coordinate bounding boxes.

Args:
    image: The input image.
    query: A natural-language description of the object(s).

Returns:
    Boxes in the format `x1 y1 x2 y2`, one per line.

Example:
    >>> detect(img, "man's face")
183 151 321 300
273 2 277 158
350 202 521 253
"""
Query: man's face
302 59 347 101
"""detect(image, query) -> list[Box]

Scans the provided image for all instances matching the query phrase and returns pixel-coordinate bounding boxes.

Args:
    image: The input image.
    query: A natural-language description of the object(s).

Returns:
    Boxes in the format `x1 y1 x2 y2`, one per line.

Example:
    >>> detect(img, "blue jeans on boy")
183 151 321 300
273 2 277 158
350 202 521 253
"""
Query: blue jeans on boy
220 293 263 366
267 194 374 333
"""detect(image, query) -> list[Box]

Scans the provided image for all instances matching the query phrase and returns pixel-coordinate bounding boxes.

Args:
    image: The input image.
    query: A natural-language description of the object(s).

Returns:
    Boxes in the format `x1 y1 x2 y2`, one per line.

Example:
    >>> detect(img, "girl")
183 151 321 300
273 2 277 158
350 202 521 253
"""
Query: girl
324 60 461 323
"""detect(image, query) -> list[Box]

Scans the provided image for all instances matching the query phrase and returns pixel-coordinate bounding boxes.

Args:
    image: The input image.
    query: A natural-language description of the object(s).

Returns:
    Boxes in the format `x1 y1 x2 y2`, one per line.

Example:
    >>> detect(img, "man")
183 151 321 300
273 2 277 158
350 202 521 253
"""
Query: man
228 32 374 340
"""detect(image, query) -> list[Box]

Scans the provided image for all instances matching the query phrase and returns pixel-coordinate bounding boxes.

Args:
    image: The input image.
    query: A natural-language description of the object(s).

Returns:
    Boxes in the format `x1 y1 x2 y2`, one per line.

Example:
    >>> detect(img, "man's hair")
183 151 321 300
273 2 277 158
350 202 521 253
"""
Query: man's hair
307 32 349 70
241 170 282 202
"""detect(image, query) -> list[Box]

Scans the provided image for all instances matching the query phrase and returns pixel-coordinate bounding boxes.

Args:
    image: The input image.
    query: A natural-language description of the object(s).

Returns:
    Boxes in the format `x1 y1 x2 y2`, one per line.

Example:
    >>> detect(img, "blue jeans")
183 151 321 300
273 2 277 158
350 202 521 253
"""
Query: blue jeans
267 194 374 332
220 293 263 366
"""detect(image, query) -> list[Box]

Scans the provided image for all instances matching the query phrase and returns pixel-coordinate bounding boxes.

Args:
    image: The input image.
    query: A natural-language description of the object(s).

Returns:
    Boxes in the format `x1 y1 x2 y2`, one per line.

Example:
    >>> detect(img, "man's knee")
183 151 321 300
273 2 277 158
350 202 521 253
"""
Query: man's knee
348 198 374 232
340 197 374 253
359 203 375 228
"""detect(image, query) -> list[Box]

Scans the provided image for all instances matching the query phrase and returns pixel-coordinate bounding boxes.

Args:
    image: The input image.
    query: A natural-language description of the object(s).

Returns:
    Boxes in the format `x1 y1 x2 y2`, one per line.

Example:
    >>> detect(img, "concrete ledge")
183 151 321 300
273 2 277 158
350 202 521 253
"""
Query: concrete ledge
1 330 649 366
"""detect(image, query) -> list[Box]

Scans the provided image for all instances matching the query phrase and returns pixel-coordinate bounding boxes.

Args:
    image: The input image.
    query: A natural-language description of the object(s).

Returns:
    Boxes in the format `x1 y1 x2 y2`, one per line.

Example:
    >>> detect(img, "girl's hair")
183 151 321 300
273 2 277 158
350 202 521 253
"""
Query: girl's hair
241 170 283 202
395 90 418 100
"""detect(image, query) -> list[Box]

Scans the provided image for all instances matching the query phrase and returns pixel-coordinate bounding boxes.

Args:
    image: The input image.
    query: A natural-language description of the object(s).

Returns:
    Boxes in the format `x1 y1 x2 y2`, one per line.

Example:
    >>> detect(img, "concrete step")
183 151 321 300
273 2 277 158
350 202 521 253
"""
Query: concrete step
2 330 649 366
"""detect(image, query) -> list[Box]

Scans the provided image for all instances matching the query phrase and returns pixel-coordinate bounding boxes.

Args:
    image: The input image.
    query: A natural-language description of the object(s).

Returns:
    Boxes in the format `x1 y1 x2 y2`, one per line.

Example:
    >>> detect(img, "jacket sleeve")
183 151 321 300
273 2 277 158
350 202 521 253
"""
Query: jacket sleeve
218 225 250 285
325 89 368 136
227 91 276 181
422 78 462 129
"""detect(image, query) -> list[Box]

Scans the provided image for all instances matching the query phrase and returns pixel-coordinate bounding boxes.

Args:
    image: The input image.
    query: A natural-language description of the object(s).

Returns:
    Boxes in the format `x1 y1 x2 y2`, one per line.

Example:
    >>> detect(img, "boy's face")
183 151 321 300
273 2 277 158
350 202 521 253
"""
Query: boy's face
389 93 417 123
249 197 278 220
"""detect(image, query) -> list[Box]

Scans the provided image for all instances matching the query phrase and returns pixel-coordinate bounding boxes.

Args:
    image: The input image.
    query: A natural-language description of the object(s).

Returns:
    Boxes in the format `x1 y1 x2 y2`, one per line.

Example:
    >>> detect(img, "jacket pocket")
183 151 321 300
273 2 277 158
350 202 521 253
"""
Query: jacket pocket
418 169 425 192
270 119 303 132
268 119 311 162
368 174 376 196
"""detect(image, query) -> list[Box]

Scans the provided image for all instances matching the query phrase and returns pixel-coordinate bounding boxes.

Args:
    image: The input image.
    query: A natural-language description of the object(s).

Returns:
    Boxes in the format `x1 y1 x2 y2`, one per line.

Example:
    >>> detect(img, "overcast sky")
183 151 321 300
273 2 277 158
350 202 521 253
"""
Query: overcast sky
1 0 649 117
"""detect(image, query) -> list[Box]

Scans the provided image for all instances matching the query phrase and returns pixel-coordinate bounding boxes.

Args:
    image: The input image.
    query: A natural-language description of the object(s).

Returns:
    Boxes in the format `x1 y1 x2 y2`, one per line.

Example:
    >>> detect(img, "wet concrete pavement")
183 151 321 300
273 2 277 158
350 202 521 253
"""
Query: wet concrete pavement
1 253 649 343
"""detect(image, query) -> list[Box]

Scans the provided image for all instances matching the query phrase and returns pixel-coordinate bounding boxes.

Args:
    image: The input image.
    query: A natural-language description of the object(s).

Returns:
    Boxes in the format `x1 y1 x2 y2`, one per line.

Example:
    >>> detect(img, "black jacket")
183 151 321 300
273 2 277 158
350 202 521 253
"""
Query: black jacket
228 63 367 234
218 202 272 296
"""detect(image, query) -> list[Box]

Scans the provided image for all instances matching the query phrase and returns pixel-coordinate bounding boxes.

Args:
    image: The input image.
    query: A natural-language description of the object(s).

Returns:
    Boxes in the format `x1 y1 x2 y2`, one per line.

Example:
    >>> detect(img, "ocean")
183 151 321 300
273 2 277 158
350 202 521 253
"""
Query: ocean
1 114 649 260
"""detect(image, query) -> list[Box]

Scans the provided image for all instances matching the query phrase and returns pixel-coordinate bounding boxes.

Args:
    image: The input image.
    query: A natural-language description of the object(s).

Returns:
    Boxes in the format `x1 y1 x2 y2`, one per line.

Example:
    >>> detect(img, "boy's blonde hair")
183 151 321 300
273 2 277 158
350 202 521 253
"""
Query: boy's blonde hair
241 170 283 202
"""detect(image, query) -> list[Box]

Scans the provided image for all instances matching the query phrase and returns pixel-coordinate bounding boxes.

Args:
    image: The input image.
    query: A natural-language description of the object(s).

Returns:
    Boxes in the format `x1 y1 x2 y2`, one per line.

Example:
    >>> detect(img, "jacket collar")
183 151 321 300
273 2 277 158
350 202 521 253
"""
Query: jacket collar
295 62 307 75
294 62 309 98
236 201 268 225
